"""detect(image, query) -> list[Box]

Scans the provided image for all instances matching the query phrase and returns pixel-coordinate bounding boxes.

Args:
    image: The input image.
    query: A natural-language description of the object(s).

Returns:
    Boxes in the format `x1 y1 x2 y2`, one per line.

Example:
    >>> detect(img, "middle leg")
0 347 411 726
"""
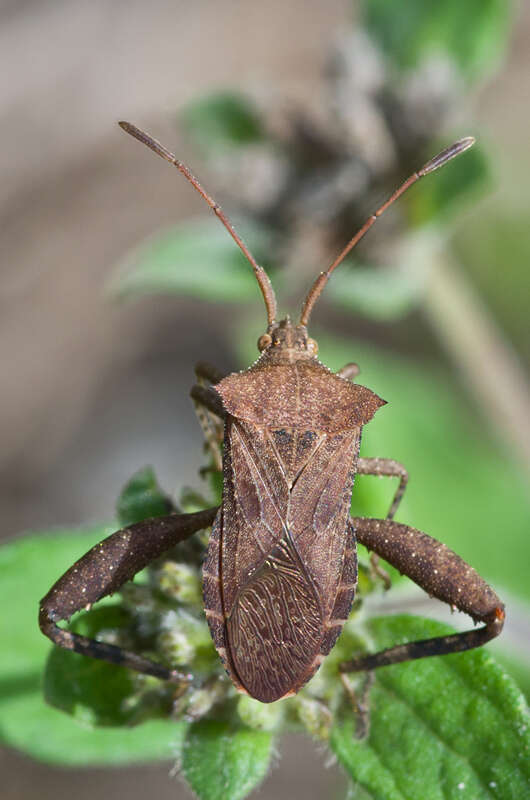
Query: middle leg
356 457 409 588
357 458 408 521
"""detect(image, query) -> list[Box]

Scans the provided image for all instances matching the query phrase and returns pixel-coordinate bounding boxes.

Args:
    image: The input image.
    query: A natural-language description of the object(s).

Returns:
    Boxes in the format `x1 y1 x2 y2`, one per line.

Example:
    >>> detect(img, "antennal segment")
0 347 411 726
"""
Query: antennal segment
299 136 475 327
119 121 277 325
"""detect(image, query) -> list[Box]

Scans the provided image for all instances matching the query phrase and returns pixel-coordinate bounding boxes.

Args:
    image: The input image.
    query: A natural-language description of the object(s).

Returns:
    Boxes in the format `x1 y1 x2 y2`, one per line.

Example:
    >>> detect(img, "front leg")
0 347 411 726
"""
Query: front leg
337 362 360 382
195 361 227 385
191 362 227 471
340 516 504 673
39 507 218 682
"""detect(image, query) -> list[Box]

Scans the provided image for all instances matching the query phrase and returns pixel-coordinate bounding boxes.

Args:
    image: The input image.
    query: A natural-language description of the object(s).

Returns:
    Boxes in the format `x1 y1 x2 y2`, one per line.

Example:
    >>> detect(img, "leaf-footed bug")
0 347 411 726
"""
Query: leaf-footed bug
39 123 504 704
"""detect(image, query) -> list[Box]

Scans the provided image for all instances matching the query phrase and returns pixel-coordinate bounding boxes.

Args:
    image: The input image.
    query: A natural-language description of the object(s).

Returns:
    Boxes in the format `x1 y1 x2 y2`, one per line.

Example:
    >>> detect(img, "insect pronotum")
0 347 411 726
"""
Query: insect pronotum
39 124 504 704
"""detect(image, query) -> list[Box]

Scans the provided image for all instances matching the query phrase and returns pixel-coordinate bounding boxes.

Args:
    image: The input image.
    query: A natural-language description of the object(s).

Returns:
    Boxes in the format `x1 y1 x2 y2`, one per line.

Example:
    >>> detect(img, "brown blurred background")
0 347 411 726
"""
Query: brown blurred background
1 1 529 798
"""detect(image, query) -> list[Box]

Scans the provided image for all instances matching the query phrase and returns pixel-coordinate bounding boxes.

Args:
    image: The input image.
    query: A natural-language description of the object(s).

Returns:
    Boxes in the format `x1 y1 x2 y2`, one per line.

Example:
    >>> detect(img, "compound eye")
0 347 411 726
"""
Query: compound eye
257 333 272 351
307 338 318 355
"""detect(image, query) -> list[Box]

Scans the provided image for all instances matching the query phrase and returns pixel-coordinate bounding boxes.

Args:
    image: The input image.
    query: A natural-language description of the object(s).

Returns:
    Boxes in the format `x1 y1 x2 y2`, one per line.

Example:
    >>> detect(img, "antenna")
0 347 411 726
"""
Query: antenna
119 121 277 326
299 137 476 327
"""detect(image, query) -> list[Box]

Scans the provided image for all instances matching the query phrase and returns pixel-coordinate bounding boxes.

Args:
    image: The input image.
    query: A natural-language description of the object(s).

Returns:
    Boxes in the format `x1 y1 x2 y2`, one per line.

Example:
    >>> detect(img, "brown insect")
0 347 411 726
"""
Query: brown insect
39 123 505 704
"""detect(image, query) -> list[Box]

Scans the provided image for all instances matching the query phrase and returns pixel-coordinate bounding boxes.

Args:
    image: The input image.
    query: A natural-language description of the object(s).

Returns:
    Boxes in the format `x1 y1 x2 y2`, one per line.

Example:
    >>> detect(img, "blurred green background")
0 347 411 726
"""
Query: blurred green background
1 1 528 799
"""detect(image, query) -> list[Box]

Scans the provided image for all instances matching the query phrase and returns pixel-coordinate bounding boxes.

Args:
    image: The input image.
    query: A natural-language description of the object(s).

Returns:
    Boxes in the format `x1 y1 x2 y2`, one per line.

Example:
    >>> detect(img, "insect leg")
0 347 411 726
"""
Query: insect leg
336 362 360 382
356 458 409 588
190 368 226 471
340 517 504 673
357 458 408 520
195 361 227 385
190 384 226 418
39 507 218 682
340 671 375 739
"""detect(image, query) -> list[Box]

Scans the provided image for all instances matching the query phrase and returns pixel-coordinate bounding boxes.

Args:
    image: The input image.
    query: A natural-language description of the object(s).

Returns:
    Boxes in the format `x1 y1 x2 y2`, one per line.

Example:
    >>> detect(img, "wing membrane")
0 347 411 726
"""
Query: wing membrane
227 535 322 702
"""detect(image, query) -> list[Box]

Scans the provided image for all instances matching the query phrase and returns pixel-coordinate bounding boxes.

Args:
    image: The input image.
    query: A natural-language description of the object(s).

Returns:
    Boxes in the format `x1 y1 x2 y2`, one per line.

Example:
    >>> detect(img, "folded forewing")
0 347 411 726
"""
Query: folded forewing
221 418 289 614
226 534 323 702
218 418 360 701
289 428 360 617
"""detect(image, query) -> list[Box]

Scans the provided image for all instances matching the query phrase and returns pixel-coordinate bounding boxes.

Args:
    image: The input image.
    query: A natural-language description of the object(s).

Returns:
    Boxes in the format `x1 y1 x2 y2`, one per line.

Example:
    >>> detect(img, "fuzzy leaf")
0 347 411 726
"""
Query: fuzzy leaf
109 219 273 304
363 0 512 80
181 719 273 800
0 529 183 765
116 465 174 527
331 615 529 799
181 91 265 154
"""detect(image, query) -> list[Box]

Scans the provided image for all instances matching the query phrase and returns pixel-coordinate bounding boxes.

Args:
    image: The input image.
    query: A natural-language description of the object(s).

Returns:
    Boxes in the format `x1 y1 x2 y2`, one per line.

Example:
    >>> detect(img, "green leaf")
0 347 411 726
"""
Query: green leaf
0 529 183 765
116 466 174 527
109 219 274 305
42 606 164 727
345 782 373 800
362 0 512 80
181 91 265 154
181 719 273 800
331 615 529 799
